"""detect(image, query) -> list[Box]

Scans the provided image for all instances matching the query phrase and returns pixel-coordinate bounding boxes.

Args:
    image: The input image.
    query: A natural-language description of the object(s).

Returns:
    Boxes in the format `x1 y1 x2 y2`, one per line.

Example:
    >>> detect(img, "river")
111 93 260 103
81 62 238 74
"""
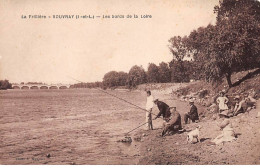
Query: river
0 89 149 164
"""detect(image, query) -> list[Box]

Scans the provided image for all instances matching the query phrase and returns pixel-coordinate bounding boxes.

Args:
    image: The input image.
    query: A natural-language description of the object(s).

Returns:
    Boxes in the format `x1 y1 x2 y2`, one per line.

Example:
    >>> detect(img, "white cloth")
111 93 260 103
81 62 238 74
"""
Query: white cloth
146 95 154 110
216 96 229 111
212 124 236 145
222 125 235 141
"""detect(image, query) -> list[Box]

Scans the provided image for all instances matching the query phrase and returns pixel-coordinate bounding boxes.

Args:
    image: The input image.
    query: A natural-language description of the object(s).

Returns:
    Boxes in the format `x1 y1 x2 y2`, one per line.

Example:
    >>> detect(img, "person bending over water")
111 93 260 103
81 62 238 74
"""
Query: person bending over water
153 99 171 122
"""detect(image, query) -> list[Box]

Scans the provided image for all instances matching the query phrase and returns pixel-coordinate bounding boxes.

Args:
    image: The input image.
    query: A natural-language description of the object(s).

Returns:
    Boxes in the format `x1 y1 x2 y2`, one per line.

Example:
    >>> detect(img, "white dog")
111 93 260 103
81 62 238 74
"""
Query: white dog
187 125 202 144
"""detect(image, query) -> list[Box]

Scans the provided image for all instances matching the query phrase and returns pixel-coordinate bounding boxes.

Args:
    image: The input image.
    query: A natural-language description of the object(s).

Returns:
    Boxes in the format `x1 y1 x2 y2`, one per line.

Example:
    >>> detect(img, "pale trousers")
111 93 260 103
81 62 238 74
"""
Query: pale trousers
146 109 153 130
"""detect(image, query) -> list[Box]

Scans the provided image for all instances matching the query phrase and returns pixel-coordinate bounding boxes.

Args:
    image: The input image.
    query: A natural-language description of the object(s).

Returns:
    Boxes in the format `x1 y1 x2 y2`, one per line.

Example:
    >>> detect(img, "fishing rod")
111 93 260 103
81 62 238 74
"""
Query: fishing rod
125 121 149 135
67 76 167 135
124 117 163 135
67 76 162 117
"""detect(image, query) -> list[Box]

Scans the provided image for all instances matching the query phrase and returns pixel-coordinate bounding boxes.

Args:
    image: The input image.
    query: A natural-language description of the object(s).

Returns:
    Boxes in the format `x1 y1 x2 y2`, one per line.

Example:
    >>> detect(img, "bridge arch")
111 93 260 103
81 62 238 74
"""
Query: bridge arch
40 86 48 89
30 86 39 89
49 86 58 89
59 86 68 89
21 86 29 90
13 86 20 89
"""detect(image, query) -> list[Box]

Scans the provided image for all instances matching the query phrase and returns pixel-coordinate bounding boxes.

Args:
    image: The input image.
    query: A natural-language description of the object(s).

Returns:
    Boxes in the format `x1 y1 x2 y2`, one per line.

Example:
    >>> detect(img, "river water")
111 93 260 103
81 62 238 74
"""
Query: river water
0 89 149 164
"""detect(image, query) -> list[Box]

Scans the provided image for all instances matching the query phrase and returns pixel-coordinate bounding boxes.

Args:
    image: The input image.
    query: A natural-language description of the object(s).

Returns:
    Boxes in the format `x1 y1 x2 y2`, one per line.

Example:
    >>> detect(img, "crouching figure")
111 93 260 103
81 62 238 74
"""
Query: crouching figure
211 119 236 145
161 107 182 136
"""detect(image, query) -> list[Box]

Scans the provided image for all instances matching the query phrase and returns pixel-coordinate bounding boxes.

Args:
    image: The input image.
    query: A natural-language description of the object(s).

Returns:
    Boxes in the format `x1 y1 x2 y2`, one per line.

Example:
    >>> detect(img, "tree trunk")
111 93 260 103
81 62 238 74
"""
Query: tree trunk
226 72 233 88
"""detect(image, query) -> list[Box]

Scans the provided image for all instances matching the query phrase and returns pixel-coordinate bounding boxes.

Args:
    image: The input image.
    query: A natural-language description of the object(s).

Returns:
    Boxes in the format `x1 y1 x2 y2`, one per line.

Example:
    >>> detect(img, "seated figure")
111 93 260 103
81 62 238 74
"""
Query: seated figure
161 107 182 136
211 119 236 145
184 99 199 124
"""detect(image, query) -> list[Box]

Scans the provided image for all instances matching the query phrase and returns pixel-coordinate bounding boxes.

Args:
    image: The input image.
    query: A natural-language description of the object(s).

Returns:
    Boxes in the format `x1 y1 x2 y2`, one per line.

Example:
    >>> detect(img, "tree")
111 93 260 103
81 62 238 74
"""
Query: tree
127 65 147 88
117 71 128 86
103 71 119 88
187 24 216 81
169 36 190 61
168 36 191 82
169 60 190 83
147 63 160 83
182 60 195 81
0 80 12 90
103 71 128 88
210 0 260 87
158 62 171 83
186 0 260 87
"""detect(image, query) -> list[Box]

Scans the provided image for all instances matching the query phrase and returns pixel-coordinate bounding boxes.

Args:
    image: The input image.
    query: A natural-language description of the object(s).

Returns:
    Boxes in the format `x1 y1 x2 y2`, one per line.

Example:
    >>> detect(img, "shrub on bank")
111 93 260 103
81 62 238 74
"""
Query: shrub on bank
0 80 12 90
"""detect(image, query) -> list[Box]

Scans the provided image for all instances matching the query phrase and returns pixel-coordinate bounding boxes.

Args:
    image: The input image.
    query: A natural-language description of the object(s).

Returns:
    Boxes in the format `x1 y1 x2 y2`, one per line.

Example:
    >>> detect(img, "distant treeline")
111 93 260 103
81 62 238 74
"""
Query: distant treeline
70 81 103 89
18 82 46 85
102 61 200 89
0 80 12 90
70 61 203 89
100 59 210 89
25 82 45 85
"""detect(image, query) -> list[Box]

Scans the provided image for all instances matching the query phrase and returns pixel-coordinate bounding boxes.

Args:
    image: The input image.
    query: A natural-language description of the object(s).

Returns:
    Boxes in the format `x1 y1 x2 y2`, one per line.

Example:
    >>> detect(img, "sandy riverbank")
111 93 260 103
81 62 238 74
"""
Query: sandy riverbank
132 87 260 165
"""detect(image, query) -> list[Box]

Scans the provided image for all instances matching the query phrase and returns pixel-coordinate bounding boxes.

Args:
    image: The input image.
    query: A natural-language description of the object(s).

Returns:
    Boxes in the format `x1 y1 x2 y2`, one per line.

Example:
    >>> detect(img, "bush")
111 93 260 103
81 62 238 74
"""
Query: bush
0 80 12 90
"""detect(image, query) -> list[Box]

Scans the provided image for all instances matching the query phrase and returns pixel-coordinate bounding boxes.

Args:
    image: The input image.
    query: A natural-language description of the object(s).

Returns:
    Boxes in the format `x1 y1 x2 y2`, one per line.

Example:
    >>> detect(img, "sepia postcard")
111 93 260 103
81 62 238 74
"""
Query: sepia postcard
0 0 259 166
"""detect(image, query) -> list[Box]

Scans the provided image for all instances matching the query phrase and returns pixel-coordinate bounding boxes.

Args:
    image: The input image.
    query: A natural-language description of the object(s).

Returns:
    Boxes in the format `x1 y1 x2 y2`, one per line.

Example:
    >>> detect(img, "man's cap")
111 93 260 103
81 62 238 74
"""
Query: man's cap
234 95 240 100
189 99 194 103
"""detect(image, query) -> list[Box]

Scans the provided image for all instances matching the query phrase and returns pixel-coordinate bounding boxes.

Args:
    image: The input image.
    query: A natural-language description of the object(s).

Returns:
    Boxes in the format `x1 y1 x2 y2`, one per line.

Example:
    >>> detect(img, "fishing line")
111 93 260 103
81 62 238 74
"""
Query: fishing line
67 75 161 117
67 76 165 135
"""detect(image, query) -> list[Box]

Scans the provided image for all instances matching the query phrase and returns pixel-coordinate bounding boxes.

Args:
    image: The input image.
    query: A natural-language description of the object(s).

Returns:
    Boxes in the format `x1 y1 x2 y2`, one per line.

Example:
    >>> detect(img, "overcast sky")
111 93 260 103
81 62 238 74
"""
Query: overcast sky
0 0 219 84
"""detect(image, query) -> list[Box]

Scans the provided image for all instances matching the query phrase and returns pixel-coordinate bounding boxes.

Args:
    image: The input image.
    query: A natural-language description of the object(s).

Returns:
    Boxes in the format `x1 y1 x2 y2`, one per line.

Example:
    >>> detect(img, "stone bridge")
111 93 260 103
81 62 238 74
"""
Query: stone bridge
12 84 71 90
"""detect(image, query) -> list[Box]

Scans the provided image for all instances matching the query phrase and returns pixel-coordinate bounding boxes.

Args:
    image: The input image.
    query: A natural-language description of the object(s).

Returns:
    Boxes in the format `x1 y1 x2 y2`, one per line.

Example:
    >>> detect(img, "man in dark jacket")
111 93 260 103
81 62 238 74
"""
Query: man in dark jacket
184 99 199 124
153 99 171 121
161 107 182 136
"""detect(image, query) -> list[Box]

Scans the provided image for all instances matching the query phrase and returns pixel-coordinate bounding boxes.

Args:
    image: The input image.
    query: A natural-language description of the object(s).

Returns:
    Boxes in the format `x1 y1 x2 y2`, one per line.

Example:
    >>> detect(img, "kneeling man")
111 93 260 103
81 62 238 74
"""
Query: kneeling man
161 107 182 136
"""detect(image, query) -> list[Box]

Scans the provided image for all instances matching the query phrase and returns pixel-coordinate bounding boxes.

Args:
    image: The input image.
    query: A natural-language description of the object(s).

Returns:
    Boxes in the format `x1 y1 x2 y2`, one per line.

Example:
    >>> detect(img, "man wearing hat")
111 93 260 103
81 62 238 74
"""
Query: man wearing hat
153 99 171 122
161 107 182 136
184 99 199 124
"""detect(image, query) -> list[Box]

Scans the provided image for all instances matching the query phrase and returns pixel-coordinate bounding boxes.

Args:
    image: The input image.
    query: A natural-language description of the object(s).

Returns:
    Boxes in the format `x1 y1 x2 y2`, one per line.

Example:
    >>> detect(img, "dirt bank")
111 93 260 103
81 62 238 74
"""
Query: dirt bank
134 88 260 165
